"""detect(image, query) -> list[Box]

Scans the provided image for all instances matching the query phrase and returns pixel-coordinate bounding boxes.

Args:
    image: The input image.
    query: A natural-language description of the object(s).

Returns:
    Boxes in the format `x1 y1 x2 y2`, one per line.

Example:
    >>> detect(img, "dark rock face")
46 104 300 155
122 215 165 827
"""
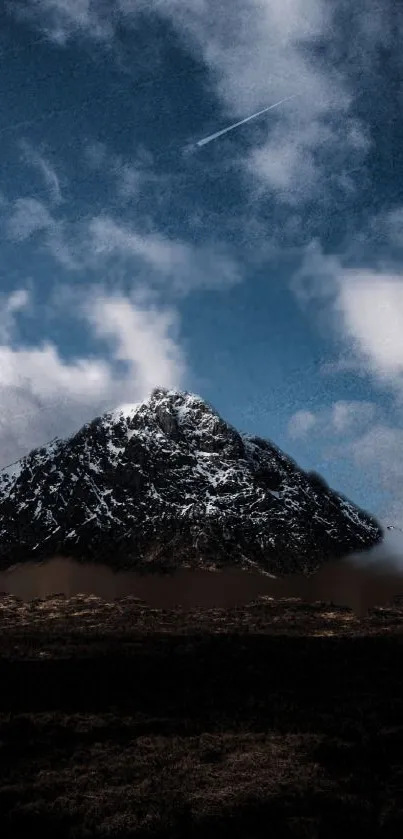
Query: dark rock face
0 388 382 573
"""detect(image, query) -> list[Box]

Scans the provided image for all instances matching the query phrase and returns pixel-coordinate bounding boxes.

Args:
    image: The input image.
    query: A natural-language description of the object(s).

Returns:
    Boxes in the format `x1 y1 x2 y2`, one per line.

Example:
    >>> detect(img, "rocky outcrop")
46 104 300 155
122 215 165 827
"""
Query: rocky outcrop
0 388 382 573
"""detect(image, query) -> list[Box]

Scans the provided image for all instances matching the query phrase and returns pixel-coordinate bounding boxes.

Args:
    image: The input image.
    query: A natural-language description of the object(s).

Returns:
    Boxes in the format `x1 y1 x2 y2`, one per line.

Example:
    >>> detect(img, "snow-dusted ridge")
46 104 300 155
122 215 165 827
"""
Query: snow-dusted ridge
0 388 382 574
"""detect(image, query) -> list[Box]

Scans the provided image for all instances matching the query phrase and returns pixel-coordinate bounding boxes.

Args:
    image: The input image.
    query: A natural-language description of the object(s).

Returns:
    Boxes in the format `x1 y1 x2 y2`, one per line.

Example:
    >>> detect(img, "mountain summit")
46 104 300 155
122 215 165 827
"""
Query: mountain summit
0 388 382 574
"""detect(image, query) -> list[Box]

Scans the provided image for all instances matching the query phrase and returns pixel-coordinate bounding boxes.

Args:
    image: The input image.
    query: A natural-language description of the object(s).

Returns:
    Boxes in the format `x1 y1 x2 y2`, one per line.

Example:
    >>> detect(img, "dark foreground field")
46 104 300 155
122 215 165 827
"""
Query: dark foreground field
1 594 403 838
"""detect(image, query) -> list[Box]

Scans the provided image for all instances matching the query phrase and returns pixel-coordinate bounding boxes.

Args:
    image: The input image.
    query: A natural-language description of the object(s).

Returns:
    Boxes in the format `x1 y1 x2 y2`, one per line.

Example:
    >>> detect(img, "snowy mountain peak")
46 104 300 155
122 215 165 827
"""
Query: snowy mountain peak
0 388 382 574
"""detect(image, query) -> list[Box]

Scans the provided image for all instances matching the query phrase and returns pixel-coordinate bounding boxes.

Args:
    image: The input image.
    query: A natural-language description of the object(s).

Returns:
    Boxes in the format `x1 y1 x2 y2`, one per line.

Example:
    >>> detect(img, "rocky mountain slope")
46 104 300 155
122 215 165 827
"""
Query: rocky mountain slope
0 388 382 574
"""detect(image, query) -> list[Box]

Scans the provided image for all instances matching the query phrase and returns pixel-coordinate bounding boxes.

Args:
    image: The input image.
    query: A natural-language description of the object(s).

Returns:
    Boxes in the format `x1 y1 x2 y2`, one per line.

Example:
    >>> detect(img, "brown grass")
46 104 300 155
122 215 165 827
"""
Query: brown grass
1 594 403 837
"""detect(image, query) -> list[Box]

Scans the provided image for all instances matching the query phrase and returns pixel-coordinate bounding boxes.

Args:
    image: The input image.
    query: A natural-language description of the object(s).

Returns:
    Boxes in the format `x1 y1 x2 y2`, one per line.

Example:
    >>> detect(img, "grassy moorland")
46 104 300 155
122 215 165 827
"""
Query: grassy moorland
1 594 403 838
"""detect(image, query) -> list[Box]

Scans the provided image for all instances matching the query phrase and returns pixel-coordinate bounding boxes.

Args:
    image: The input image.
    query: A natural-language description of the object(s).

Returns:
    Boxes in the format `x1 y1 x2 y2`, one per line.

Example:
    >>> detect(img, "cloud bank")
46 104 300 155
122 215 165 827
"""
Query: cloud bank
0 287 185 468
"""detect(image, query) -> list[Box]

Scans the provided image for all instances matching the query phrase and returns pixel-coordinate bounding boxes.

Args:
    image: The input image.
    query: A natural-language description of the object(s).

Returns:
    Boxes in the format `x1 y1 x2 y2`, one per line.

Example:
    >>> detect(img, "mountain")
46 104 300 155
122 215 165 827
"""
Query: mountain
0 388 382 574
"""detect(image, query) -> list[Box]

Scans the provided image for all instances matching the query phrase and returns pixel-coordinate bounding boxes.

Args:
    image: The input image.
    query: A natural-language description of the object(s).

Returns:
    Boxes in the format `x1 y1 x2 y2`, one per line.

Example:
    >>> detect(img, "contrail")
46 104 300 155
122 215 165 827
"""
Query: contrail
192 94 298 150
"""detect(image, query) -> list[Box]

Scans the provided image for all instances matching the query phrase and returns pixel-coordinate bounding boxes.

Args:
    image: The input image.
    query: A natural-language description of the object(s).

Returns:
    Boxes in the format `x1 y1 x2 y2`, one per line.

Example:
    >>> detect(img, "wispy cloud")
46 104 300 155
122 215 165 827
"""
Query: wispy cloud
87 216 242 294
113 148 156 200
19 140 63 204
10 1 375 207
287 409 317 439
368 207 403 250
331 400 376 433
326 424 403 525
10 0 114 44
3 196 79 269
0 289 31 343
3 163 242 290
291 240 346 306
286 398 403 521
153 0 372 203
83 141 161 203
83 140 108 169
5 197 55 241
287 400 377 440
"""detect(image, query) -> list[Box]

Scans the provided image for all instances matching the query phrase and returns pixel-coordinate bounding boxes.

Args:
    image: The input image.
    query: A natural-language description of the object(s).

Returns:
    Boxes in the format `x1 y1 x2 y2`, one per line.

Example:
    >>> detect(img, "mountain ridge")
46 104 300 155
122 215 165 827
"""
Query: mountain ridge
0 387 382 574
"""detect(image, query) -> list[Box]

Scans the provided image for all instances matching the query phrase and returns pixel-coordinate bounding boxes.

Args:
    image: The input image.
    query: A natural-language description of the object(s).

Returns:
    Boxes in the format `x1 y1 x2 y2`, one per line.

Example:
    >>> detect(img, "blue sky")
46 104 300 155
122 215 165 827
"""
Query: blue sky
0 0 403 523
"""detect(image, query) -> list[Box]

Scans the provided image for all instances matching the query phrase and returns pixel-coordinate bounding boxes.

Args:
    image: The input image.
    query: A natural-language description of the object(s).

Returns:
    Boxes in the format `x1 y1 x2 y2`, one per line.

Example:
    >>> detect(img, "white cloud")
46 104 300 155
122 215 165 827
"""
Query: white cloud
11 1 372 204
287 409 317 439
286 400 403 523
83 142 156 200
246 134 317 198
0 287 186 467
328 424 403 525
0 289 31 343
291 239 344 305
11 0 114 44
19 140 62 204
113 149 156 200
161 0 331 113
83 292 185 394
45 225 80 269
87 216 241 293
349 425 403 484
331 400 376 433
335 270 403 381
150 0 369 201
290 246 403 524
291 243 403 396
288 399 376 442
5 197 55 241
244 116 363 204
115 164 142 199
4 196 80 269
4 181 241 291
